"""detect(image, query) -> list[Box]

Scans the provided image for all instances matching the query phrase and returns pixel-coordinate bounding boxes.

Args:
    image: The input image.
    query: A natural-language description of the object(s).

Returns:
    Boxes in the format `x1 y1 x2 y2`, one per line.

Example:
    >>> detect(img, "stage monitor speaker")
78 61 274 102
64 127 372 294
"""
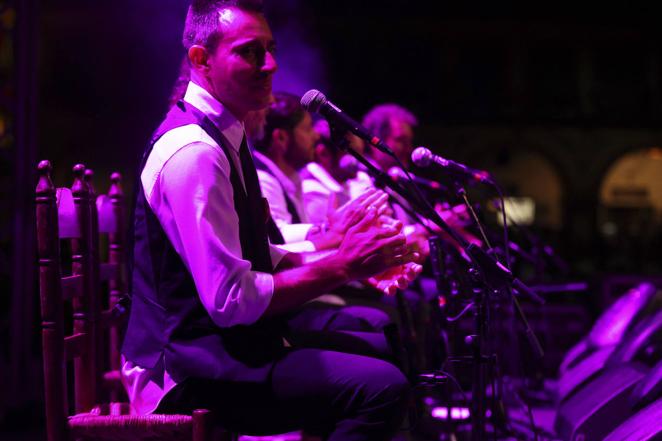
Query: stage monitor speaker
557 345 616 402
560 282 656 374
558 309 662 404
630 359 662 411
604 397 662 441
555 363 648 441
608 309 662 367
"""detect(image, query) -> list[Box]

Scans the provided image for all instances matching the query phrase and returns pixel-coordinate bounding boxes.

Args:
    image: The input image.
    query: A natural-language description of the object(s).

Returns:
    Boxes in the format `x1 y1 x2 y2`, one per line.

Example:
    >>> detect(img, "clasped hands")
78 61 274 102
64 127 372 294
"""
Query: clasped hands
332 189 423 296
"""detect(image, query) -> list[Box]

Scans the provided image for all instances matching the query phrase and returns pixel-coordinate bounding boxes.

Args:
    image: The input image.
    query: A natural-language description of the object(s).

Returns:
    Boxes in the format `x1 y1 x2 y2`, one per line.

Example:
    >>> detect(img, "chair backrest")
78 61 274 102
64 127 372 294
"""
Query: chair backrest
85 168 128 400
36 161 127 441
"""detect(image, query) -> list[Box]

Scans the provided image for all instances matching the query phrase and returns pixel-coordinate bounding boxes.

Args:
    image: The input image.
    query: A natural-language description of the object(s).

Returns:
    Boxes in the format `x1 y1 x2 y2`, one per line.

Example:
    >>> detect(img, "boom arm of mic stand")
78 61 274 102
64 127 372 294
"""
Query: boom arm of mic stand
381 186 436 235
336 143 440 227
338 143 495 268
326 124 511 292
327 130 437 231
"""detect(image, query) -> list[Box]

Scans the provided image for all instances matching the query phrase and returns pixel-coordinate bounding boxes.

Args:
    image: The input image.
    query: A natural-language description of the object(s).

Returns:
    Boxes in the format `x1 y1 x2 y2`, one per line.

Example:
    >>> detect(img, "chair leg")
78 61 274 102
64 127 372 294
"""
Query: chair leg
192 409 212 441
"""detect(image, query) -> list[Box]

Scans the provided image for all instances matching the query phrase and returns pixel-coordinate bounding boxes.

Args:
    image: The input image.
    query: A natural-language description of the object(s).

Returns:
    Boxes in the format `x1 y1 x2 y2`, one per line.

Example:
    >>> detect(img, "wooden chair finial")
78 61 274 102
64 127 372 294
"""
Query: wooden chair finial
38 159 52 174
109 172 123 198
36 160 55 195
84 168 96 196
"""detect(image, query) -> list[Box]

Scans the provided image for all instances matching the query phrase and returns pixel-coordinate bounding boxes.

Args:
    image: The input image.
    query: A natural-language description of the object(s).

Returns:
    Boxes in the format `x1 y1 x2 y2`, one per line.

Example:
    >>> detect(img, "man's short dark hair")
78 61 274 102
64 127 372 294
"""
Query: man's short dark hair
254 92 306 152
362 103 418 141
182 0 264 53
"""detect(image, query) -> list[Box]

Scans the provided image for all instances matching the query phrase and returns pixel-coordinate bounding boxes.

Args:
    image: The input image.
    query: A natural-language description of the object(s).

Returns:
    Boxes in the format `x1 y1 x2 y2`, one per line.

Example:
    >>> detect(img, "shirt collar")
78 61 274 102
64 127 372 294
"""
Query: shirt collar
252 151 302 195
183 81 245 153
304 162 343 193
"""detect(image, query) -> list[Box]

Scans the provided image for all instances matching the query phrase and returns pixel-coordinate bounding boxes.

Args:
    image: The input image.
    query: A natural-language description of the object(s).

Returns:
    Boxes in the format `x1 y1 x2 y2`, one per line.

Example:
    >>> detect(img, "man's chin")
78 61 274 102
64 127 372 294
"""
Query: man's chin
242 101 267 115
252 94 273 111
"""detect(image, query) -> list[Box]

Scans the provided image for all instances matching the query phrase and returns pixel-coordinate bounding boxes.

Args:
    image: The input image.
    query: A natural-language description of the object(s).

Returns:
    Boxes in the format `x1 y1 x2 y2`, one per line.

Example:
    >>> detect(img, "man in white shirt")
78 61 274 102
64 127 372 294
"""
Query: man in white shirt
301 119 373 225
121 1 419 439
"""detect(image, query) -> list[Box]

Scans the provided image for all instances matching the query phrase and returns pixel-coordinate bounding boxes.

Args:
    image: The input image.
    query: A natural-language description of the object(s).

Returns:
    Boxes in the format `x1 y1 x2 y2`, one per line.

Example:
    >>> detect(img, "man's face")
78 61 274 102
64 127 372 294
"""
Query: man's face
384 118 414 167
207 8 277 118
286 112 319 169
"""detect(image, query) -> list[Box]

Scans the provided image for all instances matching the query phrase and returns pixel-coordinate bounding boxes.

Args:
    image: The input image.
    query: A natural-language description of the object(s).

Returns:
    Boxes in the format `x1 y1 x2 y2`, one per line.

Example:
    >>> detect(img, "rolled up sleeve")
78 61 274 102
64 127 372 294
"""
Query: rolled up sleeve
151 141 274 327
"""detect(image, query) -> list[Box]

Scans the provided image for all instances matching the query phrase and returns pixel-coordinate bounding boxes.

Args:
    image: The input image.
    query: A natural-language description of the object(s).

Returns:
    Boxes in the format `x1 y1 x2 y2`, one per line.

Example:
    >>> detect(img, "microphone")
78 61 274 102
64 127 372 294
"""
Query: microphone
387 167 446 193
301 89 394 156
411 146 492 183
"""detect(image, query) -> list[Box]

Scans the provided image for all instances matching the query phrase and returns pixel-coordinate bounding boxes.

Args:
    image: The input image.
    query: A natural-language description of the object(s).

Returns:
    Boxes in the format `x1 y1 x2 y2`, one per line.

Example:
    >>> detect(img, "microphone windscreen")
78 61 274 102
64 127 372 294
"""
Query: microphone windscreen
300 89 326 113
411 146 433 167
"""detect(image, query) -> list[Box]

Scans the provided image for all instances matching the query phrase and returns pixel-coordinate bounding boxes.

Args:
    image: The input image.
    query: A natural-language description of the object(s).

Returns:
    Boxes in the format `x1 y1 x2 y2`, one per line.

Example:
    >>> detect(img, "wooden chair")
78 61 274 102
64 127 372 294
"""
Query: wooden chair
36 160 237 441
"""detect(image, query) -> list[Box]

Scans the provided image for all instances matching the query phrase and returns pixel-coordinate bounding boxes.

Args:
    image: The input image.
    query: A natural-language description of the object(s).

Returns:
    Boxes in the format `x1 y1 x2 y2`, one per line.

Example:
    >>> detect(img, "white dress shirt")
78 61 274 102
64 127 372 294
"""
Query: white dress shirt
301 165 376 224
122 81 288 415
301 162 354 224
253 151 316 252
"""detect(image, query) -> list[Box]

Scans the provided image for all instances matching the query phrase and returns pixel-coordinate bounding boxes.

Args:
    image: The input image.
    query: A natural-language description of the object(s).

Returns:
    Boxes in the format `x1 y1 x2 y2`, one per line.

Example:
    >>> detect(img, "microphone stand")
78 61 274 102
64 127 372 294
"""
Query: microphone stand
455 184 547 439
328 126 543 440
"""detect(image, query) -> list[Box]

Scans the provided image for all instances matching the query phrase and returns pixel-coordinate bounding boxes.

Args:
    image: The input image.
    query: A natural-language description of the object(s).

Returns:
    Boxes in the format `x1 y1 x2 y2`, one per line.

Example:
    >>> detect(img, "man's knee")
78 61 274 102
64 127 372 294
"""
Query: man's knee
357 358 411 408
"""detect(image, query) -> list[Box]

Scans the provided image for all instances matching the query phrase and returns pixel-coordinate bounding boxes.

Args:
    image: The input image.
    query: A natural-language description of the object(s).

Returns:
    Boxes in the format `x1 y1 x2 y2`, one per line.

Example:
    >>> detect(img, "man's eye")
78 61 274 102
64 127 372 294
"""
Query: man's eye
239 47 257 57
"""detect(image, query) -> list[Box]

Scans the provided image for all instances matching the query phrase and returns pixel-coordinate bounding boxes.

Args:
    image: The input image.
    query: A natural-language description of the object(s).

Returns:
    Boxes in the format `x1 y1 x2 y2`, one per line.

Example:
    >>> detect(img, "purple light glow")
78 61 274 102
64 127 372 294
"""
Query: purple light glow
431 407 471 421
431 407 448 420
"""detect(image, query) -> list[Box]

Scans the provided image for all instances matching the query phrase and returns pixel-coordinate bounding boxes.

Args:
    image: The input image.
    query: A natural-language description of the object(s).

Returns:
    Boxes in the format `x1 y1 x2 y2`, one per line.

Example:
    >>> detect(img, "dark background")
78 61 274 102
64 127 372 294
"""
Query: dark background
2 0 662 436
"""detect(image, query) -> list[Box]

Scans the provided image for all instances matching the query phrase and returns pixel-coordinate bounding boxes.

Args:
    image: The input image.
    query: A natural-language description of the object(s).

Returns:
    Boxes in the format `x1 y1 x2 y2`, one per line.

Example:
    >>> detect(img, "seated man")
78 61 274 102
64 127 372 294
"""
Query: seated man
301 117 437 372
121 1 418 440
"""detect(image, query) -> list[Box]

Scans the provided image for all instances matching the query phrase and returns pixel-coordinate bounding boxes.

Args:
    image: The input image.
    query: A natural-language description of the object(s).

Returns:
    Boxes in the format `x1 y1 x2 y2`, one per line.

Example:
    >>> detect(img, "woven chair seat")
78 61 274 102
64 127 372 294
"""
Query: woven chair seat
69 412 194 441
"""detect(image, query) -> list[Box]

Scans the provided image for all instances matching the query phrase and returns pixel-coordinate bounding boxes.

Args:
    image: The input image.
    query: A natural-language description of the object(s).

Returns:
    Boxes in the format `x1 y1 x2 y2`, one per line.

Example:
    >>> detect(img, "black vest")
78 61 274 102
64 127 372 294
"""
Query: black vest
122 101 285 383
252 153 302 245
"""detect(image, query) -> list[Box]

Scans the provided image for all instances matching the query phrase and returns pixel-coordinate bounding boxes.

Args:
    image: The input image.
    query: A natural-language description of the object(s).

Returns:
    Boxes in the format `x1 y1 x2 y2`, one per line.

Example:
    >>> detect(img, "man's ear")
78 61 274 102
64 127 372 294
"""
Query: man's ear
188 45 210 73
271 128 290 155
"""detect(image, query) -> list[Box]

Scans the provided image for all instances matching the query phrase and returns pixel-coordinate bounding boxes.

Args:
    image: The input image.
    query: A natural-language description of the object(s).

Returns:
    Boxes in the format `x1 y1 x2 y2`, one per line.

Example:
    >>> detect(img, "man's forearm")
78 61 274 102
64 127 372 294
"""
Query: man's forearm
263 253 350 317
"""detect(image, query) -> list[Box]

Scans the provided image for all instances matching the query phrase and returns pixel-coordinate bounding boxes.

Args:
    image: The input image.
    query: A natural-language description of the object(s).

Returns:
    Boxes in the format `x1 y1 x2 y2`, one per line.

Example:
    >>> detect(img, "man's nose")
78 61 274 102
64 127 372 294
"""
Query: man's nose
263 51 278 74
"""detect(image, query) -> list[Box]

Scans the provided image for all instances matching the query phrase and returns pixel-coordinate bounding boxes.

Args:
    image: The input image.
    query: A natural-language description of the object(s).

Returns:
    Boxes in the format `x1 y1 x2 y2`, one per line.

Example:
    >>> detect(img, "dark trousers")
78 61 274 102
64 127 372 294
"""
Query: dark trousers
333 278 446 374
287 301 393 333
157 304 410 440
285 299 409 373
157 348 410 441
